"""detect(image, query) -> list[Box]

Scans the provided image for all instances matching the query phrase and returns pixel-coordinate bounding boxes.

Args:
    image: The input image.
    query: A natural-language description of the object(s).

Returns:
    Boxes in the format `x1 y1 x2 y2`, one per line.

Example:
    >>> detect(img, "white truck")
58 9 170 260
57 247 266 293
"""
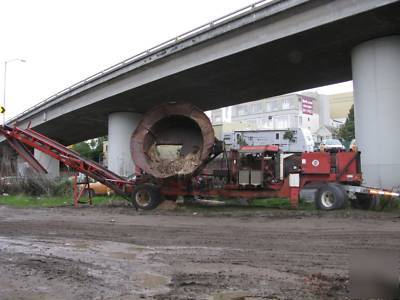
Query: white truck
223 128 315 153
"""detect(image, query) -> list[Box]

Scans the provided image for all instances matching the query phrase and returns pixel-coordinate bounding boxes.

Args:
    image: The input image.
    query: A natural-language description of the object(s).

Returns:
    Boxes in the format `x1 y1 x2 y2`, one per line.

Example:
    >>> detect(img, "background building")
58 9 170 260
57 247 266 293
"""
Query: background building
329 92 354 124
211 92 322 140
210 91 354 142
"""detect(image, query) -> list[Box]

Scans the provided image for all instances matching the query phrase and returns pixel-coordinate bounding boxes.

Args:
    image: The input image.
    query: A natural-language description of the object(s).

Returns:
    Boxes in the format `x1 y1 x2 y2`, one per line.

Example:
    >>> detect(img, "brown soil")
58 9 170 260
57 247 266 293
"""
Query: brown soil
0 204 399 299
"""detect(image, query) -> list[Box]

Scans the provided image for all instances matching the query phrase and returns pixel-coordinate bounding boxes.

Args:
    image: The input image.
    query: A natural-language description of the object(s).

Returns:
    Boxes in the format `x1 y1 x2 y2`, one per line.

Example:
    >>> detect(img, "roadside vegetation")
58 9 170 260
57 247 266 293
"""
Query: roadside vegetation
221 197 315 210
3 194 397 214
71 136 107 163
0 194 305 209
0 173 398 212
0 195 121 208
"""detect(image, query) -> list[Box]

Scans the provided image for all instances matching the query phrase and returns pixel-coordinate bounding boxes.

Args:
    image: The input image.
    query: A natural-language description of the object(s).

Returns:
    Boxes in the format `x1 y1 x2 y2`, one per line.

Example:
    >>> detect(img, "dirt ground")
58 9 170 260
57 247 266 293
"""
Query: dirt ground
0 204 399 300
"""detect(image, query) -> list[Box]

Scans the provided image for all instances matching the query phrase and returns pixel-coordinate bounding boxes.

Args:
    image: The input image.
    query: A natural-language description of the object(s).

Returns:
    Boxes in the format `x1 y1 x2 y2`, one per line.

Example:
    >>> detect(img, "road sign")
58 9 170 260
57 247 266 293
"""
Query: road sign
0 106 5 114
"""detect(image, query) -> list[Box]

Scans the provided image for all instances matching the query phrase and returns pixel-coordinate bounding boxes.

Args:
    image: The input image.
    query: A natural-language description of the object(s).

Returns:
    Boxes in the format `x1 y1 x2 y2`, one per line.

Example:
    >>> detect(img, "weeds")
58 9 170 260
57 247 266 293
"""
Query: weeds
1 175 72 197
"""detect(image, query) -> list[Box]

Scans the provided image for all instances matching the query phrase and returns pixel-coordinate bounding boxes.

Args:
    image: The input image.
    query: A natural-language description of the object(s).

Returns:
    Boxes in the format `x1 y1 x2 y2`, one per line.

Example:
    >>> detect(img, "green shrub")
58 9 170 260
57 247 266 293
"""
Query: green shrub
2 175 72 197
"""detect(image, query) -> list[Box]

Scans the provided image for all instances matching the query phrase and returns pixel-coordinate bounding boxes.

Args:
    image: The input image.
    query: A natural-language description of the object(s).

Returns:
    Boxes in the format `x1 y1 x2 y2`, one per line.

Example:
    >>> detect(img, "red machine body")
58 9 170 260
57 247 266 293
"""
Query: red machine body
155 146 364 209
2 124 395 211
301 152 331 174
301 151 362 183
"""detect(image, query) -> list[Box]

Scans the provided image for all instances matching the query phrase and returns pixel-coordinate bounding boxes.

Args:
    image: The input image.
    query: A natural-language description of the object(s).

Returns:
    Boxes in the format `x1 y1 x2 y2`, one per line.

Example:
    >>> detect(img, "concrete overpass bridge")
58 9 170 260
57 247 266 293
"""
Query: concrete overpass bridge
6 0 400 189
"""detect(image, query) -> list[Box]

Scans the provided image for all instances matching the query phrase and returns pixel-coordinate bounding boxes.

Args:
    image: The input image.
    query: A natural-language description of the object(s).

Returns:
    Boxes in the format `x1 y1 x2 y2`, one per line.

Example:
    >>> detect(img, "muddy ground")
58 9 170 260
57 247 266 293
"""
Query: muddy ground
0 204 399 299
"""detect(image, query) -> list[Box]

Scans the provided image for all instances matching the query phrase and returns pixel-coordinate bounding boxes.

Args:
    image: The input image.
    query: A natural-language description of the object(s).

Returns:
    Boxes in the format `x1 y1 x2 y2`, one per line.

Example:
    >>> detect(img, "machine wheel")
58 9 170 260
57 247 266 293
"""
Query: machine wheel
316 183 347 210
132 184 162 210
351 194 378 210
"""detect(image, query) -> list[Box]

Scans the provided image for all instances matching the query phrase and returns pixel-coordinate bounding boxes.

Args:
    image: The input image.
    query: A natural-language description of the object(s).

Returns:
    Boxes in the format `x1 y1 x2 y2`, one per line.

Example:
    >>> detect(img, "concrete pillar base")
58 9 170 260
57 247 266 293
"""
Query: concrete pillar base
34 149 60 178
108 112 142 177
352 35 400 189
16 156 30 177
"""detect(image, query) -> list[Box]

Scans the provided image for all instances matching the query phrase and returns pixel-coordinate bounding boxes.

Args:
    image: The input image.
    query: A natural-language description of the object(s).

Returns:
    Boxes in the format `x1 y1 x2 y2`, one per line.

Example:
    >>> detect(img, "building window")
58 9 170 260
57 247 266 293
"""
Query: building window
231 108 237 117
274 115 289 129
272 101 278 111
266 116 273 128
276 133 279 140
238 106 247 116
266 101 279 112
282 99 290 110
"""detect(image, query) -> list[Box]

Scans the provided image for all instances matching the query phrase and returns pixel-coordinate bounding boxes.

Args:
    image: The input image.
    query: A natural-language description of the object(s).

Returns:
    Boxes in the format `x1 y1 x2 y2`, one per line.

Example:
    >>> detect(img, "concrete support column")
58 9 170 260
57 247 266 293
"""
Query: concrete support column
351 36 400 189
108 112 142 177
16 156 30 177
34 149 60 178
318 94 331 127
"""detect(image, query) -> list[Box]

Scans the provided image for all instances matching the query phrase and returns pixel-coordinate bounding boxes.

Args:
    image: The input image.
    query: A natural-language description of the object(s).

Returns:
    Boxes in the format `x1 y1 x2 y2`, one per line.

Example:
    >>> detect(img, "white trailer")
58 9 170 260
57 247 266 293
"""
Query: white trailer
224 128 315 152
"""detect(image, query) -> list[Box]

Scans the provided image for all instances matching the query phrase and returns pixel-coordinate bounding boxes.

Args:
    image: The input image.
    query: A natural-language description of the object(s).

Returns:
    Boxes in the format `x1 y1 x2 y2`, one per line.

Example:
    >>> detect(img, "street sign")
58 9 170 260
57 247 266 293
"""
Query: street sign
0 106 5 114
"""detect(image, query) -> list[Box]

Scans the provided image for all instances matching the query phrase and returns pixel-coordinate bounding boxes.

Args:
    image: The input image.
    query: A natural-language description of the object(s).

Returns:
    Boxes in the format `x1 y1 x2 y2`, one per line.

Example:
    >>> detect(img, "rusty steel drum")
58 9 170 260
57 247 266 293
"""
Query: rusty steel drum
131 102 215 179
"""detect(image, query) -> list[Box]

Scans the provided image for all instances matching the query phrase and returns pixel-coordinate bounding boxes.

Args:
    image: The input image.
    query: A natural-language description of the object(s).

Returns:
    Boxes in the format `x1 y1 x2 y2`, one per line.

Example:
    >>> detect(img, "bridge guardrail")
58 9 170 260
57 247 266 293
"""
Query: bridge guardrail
9 0 277 123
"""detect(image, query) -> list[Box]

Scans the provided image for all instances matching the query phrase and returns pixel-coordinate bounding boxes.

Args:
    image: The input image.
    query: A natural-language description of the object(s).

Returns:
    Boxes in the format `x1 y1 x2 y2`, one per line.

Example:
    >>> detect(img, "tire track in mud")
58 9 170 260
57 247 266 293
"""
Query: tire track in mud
0 206 399 299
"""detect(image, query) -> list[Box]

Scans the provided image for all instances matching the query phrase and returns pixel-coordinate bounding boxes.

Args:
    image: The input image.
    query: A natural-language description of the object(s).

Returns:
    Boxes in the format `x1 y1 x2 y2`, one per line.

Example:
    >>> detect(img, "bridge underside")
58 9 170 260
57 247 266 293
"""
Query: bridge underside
29 2 400 146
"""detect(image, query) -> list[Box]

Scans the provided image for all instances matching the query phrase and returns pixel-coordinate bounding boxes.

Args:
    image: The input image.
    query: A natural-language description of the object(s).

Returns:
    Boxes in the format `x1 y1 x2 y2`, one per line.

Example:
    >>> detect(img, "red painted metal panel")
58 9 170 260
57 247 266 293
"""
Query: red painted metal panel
239 145 279 153
6 137 47 174
301 152 331 174
336 152 361 182
289 187 299 209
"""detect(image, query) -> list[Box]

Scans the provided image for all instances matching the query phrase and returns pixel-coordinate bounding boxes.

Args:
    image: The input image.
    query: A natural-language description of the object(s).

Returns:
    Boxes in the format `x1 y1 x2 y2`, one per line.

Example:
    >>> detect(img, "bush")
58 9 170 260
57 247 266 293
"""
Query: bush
1 175 72 197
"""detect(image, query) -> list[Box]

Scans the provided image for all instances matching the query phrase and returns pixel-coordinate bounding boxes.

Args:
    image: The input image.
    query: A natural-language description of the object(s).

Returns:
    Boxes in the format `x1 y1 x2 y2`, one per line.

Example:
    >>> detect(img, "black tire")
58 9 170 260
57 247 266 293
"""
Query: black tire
351 194 378 210
132 184 162 210
316 183 348 210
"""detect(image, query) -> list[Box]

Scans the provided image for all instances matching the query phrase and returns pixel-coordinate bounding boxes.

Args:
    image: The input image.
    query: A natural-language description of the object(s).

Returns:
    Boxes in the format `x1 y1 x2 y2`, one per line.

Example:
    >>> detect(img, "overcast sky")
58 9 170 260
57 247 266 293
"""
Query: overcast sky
0 0 353 121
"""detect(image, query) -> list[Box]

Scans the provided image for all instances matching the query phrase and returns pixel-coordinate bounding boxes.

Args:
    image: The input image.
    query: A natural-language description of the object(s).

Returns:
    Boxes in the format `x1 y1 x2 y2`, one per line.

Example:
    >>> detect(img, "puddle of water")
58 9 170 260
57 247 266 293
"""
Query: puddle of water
210 292 253 300
127 245 147 252
136 272 169 289
0 281 56 300
72 240 91 249
1 292 55 300
109 251 137 260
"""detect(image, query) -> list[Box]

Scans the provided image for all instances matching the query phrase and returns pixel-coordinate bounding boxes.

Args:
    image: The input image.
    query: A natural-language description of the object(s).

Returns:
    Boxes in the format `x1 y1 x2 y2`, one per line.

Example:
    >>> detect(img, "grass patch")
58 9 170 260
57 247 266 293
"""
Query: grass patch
222 197 315 210
0 195 121 208
176 197 316 212
251 198 315 210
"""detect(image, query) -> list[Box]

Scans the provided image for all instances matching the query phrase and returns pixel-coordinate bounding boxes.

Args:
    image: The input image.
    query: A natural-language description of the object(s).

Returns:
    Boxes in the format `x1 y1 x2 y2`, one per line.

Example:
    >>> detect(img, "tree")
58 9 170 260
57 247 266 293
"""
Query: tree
72 136 107 162
338 105 355 141
283 130 296 151
236 133 248 147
